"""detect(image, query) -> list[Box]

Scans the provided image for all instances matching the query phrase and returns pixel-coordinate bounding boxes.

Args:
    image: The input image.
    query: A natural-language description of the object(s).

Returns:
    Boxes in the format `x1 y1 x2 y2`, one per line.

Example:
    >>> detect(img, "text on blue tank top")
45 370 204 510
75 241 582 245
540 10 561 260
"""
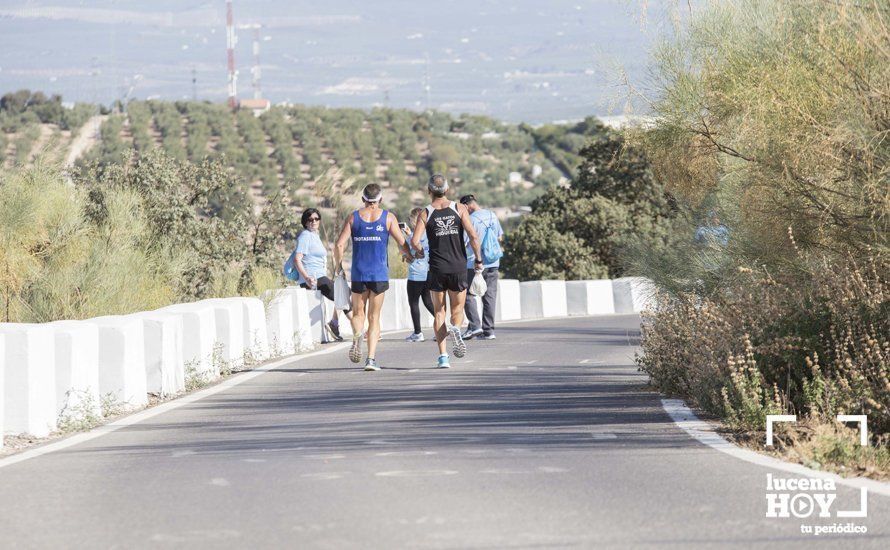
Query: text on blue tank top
351 210 390 282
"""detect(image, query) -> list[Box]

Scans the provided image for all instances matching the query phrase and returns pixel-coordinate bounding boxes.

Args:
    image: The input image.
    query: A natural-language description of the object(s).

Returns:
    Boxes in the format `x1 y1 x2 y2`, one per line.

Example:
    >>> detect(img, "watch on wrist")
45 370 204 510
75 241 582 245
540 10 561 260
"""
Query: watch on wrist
474 259 483 265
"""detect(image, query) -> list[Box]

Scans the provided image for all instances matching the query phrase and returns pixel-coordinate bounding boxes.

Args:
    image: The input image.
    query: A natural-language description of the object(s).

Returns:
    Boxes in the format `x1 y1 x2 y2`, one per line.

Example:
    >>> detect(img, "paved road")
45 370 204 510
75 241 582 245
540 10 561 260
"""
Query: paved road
0 315 887 549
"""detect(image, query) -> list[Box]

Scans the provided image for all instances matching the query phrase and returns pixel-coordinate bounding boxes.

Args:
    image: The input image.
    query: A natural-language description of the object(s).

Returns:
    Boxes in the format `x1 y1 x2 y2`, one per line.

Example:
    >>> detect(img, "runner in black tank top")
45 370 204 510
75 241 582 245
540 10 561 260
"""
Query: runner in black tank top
425 201 467 279
411 174 484 369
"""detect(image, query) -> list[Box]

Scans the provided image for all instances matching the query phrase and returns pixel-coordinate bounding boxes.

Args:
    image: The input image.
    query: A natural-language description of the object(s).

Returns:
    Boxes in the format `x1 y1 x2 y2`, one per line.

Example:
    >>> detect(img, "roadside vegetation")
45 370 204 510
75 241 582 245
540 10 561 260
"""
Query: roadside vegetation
0 153 289 323
627 0 888 478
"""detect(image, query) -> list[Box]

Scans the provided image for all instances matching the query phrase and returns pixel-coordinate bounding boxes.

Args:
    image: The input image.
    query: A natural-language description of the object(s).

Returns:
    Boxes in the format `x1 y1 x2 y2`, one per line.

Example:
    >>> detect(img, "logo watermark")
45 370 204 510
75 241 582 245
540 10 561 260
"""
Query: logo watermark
764 415 870 536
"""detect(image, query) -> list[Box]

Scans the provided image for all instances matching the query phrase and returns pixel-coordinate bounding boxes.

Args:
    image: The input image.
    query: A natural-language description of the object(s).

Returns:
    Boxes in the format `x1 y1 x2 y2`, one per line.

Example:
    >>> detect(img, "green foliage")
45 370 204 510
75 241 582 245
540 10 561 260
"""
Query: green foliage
500 215 608 280
503 132 675 280
634 1 890 454
0 164 177 323
73 149 294 303
61 100 614 215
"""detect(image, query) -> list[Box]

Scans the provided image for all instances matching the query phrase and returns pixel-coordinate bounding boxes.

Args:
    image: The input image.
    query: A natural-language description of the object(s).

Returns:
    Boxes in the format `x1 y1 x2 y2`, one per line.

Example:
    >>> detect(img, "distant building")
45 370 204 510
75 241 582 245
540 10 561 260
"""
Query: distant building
239 98 271 116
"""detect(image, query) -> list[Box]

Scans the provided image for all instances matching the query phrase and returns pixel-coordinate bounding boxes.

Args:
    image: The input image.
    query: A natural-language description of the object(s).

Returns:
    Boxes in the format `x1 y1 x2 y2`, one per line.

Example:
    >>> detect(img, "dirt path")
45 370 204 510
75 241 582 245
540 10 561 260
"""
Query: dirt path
65 115 107 167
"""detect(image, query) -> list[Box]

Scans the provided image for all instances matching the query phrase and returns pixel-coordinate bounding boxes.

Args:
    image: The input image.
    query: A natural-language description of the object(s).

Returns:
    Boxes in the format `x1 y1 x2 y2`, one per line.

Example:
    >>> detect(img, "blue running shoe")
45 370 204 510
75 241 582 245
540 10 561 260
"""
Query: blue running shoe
436 354 451 369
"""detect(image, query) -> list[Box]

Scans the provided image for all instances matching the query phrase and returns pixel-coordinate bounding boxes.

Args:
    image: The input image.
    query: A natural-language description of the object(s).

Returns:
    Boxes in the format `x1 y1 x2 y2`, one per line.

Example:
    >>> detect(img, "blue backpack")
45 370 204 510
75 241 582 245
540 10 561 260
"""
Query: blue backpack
283 248 299 281
480 214 503 265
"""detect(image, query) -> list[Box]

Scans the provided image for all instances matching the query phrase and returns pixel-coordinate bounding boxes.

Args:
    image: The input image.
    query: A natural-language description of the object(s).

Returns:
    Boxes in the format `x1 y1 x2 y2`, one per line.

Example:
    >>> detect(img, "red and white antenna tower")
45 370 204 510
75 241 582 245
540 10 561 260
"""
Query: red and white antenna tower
226 0 238 109
251 26 262 100
237 23 263 100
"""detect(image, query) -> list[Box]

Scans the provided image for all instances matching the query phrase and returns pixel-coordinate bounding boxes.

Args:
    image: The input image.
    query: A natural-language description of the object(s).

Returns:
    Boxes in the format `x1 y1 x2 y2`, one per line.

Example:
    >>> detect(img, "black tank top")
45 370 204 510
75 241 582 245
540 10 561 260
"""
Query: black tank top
425 202 467 274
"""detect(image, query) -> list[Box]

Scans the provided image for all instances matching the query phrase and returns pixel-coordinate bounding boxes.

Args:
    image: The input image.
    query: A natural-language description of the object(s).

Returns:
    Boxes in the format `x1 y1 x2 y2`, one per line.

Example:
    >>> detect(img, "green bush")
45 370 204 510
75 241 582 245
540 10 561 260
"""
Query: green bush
503 131 675 280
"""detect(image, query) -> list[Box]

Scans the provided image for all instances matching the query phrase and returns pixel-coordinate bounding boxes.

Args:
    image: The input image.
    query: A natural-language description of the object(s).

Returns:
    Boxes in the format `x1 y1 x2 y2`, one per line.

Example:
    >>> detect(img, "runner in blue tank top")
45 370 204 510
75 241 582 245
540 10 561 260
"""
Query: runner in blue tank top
334 183 414 371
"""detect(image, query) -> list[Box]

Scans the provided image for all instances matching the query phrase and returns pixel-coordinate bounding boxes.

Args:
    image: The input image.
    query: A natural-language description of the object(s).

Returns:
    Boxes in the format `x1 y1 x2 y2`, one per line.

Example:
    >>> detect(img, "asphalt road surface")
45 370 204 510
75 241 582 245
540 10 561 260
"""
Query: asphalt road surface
0 315 887 549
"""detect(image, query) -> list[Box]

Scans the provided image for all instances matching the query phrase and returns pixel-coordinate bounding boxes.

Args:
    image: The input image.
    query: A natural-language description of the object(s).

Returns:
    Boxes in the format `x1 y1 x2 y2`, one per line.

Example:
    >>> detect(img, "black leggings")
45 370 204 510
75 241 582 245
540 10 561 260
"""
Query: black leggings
407 280 434 334
300 276 351 314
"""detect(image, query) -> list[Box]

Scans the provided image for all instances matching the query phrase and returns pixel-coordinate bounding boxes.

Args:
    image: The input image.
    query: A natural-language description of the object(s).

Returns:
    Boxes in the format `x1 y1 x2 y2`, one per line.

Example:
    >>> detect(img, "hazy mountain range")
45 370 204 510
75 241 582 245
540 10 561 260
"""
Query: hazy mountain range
0 0 688 123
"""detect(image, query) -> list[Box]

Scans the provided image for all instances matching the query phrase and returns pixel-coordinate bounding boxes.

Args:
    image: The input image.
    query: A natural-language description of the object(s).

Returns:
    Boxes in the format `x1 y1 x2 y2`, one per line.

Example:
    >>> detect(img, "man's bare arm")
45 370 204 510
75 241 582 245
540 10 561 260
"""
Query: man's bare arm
459 204 483 266
332 217 352 273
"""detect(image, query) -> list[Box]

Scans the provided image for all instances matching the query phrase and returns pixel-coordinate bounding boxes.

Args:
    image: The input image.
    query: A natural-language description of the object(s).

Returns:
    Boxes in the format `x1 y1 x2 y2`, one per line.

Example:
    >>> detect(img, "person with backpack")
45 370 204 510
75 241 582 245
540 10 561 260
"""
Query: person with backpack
411 175 484 369
459 194 504 340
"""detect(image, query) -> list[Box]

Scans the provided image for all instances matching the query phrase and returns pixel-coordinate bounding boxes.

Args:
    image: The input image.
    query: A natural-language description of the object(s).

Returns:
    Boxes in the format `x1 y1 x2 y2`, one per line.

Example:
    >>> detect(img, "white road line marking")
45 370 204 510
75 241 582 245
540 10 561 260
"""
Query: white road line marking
300 472 346 480
590 432 617 440
171 450 197 458
209 478 230 486
579 359 590 364
375 470 458 477
538 466 569 473
375 451 437 457
662 399 890 498
480 468 530 475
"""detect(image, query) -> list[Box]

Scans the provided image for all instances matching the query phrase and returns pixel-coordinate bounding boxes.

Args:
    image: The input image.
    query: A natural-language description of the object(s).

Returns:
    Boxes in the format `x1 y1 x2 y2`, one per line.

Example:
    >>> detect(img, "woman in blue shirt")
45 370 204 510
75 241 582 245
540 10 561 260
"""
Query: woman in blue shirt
404 207 434 342
293 208 350 340
333 184 414 371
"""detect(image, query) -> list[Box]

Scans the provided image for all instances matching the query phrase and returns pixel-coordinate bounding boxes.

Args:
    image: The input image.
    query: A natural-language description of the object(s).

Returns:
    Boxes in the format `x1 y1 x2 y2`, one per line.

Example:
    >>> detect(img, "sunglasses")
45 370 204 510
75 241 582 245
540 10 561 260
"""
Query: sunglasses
308 216 321 222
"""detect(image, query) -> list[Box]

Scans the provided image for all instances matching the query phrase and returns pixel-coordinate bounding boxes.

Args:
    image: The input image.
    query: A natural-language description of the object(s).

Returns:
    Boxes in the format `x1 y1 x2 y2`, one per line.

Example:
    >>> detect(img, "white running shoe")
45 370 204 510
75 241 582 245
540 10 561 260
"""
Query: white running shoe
461 328 483 340
480 333 497 340
405 332 425 342
448 325 467 358
364 358 380 371
349 335 362 363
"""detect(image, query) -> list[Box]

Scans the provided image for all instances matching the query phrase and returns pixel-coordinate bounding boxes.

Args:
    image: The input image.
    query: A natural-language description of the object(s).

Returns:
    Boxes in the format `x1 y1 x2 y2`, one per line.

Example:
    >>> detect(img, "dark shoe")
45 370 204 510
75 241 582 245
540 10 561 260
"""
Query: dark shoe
327 320 343 341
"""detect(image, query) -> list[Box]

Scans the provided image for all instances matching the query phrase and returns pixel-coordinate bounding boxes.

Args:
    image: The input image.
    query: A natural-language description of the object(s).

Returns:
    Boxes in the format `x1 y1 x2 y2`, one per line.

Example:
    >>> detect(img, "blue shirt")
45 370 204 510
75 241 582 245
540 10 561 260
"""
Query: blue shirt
407 232 430 281
294 230 327 285
465 209 503 269
351 210 390 282
694 224 729 247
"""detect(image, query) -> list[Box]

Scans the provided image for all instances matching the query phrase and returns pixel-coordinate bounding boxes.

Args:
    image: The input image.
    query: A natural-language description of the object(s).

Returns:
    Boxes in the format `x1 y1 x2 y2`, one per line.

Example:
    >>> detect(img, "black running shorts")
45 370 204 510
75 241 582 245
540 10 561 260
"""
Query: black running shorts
351 280 389 294
426 271 468 293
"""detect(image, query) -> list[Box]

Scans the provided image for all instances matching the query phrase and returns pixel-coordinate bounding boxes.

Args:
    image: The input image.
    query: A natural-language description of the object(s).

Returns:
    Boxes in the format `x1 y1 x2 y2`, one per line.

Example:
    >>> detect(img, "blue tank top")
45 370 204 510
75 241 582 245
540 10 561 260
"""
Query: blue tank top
351 209 390 282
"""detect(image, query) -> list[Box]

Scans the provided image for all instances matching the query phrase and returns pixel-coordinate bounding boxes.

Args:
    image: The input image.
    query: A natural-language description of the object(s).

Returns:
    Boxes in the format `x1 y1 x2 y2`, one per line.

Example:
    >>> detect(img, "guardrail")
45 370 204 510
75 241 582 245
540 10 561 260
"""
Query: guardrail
0 277 654 447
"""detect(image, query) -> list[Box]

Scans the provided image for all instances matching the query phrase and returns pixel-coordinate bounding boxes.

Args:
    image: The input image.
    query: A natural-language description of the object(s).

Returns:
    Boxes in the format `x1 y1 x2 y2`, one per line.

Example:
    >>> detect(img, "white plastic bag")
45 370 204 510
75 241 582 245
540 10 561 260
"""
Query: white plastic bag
470 271 487 296
334 273 351 310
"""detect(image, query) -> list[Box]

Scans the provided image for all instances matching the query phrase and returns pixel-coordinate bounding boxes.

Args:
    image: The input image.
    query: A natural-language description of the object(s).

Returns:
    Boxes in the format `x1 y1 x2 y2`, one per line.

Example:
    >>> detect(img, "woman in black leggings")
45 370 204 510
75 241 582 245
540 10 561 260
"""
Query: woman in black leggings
293 208 351 340
404 207 434 342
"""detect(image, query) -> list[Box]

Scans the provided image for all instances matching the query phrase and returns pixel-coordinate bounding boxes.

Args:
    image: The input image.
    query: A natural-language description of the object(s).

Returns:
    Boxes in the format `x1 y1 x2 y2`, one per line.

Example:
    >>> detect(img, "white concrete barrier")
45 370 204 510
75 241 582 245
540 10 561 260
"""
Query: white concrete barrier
520 280 568 319
48 321 102 420
159 303 218 380
263 290 295 356
133 312 185 397
240 297 271 362
495 279 522 322
279 287 314 350
0 324 57 437
566 280 615 316
380 279 409 332
0 335 4 447
612 277 657 314
204 299 246 369
86 316 148 409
